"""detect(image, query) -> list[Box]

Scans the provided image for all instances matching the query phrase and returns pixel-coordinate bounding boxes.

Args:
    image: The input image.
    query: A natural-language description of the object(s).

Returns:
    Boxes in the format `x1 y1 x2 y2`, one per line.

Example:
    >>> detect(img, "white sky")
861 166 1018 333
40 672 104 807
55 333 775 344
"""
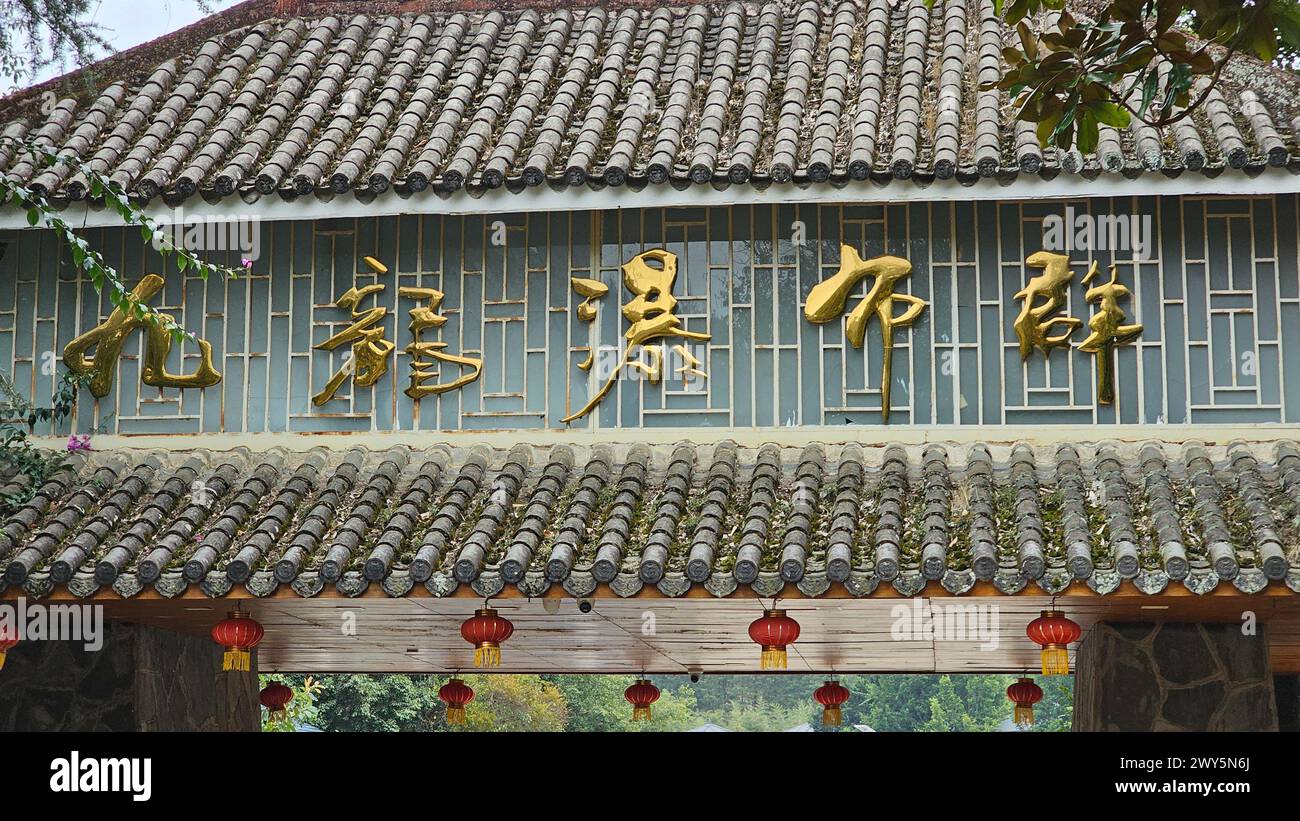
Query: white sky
3 0 212 91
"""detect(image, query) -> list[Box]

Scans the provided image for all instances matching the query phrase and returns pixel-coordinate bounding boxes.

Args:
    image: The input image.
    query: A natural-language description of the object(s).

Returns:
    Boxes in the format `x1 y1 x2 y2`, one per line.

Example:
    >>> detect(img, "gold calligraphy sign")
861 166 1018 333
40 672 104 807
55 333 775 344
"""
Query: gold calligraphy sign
1012 252 1143 406
1014 251 1083 360
312 278 486 405
563 249 709 423
63 273 221 398
311 284 394 406
805 245 927 423
1079 262 1143 405
399 286 484 398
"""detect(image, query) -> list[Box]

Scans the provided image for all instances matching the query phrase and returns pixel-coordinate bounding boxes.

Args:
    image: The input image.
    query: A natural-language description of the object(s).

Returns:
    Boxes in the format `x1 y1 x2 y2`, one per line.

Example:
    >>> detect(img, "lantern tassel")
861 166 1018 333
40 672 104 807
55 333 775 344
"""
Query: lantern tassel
760 646 788 670
474 644 501 668
1040 645 1069 675
822 706 842 727
0 652 7 672
1014 704 1035 727
223 648 250 672
446 706 466 725
270 708 287 722
632 706 652 721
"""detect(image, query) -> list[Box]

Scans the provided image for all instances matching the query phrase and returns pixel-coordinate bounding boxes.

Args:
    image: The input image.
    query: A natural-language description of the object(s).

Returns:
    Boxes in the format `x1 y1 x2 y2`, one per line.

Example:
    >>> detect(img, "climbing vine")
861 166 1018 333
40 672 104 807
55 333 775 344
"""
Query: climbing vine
0 137 241 507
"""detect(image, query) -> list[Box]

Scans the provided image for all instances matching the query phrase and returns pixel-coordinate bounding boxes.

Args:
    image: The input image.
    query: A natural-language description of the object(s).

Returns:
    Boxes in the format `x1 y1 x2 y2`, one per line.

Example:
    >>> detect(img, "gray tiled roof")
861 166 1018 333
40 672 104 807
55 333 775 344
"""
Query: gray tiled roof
3 440 1300 601
4 0 1299 205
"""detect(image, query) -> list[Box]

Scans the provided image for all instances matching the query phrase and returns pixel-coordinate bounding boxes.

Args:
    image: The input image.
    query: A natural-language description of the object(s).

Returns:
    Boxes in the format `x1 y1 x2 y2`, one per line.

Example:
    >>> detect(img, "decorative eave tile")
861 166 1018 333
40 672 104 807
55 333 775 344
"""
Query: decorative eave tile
796 571 830 598
1232 568 1268 594
941 569 976 595
426 572 459 598
892 571 926 597
471 571 504 599
154 572 189 598
67 572 100 599
290 574 326 598
992 570 1027 595
751 573 784 598
845 571 879 598
704 573 738 598
246 571 280 598
21 571 52 599
1286 568 1300 593
1034 569 1074 595
336 571 369 598
561 570 596 598
1183 570 1220 595
610 572 643 598
518 571 550 598
201 571 234 598
1132 569 1170 595
111 574 144 598
656 573 691 598
381 569 414 598
1086 569 1123 595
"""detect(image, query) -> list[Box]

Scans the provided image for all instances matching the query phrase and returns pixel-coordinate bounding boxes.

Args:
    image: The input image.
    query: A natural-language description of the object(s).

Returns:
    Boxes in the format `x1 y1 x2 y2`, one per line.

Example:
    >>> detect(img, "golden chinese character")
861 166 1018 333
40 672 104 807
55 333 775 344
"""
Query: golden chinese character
1078 262 1143 405
398 286 483 398
1014 251 1083 360
805 245 926 423
311 284 394 406
570 277 608 371
63 273 221 398
563 249 709 423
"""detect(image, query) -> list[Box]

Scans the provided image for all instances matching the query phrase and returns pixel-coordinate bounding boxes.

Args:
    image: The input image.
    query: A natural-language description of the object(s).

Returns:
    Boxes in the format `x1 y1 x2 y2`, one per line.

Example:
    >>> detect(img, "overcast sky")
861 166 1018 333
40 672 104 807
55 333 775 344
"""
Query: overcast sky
3 0 212 90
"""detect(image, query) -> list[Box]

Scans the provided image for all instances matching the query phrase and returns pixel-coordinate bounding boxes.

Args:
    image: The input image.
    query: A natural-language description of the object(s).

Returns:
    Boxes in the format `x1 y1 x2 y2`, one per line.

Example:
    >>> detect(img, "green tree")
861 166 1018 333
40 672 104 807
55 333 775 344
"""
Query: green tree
990 0 1300 152
458 674 568 733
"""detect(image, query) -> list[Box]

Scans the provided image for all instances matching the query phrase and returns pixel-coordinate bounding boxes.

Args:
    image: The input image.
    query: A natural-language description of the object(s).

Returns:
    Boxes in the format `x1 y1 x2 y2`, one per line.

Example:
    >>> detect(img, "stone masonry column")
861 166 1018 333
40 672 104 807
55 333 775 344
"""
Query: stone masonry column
0 621 258 731
1073 622 1276 731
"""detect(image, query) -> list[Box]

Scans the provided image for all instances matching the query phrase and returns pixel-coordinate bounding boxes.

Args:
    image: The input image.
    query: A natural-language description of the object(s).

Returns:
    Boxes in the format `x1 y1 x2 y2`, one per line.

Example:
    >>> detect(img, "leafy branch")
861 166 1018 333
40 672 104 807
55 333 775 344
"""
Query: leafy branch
983 0 1300 152
0 135 239 343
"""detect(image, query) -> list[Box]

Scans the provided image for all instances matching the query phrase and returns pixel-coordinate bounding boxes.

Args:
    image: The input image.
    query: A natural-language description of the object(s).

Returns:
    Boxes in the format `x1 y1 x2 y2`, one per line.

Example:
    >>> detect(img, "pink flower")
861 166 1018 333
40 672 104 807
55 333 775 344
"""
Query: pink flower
240 258 254 271
66 434 92 453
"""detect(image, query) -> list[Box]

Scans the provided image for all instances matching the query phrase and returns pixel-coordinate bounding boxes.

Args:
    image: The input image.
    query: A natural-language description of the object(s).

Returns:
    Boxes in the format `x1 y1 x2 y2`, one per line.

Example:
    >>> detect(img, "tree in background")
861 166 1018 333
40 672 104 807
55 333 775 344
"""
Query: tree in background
277 672 1071 733
0 0 108 86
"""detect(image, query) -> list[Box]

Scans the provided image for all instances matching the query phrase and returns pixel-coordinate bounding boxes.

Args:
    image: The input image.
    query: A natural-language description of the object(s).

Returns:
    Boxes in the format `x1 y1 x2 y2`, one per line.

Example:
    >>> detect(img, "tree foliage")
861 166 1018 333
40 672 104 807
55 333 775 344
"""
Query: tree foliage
991 0 1300 152
0 1 109 85
276 672 1073 733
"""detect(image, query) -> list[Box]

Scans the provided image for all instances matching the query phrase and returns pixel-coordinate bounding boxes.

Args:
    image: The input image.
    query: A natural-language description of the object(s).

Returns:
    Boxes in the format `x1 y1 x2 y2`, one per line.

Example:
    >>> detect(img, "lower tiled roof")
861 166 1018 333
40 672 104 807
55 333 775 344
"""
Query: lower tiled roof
3 440 1300 601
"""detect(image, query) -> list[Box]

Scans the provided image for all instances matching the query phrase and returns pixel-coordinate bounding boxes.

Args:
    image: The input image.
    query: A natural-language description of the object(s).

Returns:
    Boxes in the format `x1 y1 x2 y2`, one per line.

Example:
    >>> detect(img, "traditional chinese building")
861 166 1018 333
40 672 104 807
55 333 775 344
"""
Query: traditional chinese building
2 0 1300 731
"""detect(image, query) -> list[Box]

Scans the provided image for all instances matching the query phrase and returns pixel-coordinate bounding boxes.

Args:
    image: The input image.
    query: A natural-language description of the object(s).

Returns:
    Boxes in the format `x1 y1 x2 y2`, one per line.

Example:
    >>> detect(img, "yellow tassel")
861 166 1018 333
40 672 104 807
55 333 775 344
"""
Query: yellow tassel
223 648 250 672
1014 705 1035 728
1041 645 1069 675
446 706 466 725
0 652 6 672
474 644 501 668
632 706 652 721
822 707 842 727
760 647 788 670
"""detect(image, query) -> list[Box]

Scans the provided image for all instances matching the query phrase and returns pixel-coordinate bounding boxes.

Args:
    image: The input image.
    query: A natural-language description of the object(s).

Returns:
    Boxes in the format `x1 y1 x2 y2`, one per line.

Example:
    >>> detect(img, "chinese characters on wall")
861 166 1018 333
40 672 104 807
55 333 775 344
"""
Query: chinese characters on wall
1013 251 1143 405
63 246 1141 420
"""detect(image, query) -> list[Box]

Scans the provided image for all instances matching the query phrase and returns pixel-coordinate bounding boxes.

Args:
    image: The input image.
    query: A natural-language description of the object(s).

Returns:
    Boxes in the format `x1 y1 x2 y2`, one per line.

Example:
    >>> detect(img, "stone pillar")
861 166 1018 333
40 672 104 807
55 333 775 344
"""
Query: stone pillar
0 621 258 731
1073 622 1276 731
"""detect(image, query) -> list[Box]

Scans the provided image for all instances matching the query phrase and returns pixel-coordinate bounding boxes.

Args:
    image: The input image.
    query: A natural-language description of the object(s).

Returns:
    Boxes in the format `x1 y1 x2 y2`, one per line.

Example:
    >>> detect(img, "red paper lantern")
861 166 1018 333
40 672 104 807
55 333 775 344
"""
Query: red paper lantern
748 609 800 670
813 680 850 727
210 611 264 672
460 608 514 667
259 680 294 721
1007 677 1044 728
624 679 661 721
1026 610 1081 675
439 678 475 725
0 624 17 672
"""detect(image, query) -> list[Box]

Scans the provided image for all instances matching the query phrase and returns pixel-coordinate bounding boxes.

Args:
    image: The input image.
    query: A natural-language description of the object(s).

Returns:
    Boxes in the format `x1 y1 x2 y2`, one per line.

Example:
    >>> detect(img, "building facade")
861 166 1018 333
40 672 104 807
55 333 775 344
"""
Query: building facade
3 0 1300 730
